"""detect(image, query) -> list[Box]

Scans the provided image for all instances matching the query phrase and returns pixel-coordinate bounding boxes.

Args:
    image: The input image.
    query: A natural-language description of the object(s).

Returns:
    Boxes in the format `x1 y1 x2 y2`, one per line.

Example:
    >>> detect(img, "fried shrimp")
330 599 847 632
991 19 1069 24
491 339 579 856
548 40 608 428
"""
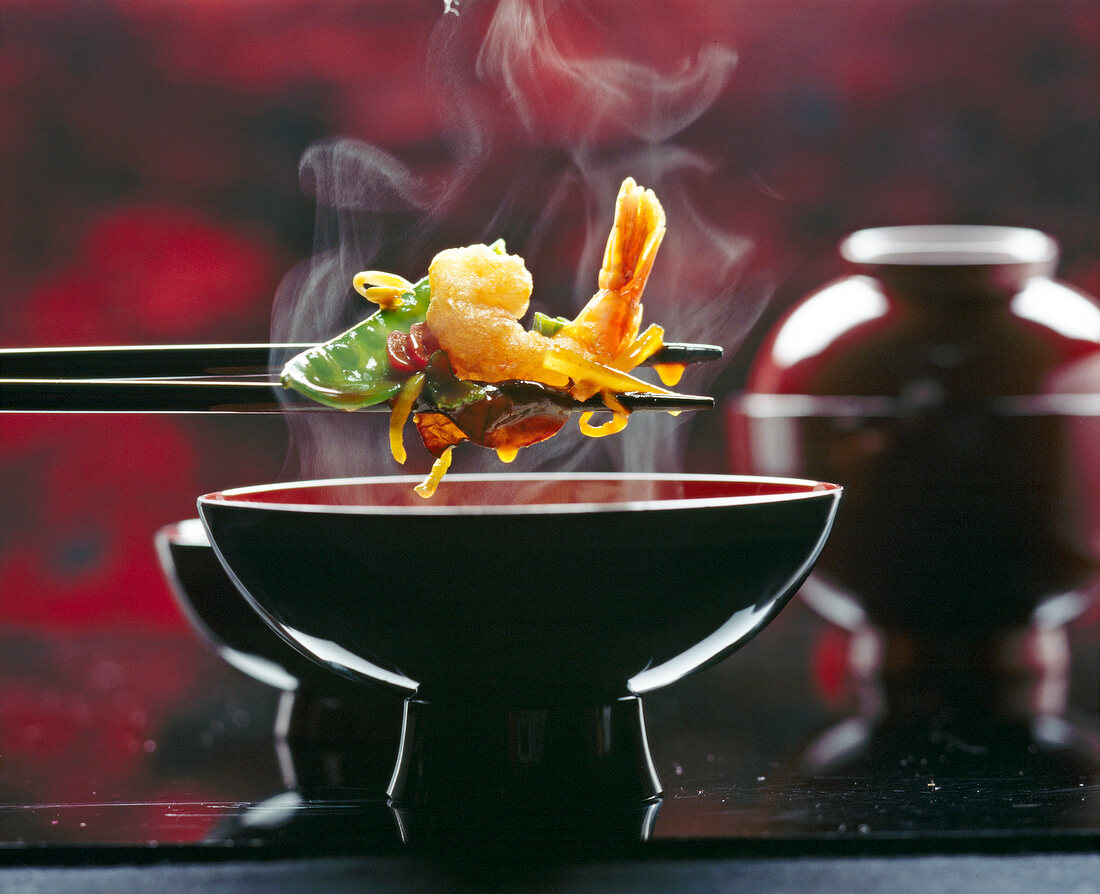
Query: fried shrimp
425 243 565 387
425 178 669 402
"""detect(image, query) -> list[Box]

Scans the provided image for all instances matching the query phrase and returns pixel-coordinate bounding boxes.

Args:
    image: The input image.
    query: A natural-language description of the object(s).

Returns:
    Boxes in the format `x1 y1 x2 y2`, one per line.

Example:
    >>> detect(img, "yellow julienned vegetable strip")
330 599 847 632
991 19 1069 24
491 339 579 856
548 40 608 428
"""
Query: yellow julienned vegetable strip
415 446 455 499
610 324 665 372
389 372 425 464
353 271 415 308
362 287 406 306
541 344 671 399
579 392 630 438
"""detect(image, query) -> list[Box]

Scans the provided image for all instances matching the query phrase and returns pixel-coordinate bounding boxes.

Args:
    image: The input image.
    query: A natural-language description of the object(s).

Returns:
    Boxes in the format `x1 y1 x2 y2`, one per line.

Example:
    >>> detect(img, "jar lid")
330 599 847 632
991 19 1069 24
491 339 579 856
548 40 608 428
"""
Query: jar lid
840 225 1059 267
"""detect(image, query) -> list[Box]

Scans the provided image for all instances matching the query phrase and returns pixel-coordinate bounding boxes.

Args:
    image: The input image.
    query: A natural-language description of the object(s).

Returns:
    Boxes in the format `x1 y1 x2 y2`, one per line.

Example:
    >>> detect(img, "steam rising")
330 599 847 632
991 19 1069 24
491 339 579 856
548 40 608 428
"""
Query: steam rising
273 0 765 482
478 2 736 144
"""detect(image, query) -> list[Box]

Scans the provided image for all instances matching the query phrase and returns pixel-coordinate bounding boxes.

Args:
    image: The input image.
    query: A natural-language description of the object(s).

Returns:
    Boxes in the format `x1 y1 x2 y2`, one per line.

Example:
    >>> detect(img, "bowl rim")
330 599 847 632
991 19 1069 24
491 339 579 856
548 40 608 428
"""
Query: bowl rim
156 517 210 547
198 472 841 518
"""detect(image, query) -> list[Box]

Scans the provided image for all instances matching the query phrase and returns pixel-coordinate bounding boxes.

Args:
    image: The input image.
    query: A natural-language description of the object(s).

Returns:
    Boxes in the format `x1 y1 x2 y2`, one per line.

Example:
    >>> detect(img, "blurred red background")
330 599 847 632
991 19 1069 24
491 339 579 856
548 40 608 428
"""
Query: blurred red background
0 0 1097 819
1 0 1097 629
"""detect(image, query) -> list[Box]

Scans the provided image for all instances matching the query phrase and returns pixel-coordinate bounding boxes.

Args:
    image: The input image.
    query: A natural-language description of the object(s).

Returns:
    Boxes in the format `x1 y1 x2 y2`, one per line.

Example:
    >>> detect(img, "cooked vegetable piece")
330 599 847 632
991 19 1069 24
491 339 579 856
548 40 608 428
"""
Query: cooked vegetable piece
421 350 489 411
413 446 454 499
280 277 431 409
532 312 570 337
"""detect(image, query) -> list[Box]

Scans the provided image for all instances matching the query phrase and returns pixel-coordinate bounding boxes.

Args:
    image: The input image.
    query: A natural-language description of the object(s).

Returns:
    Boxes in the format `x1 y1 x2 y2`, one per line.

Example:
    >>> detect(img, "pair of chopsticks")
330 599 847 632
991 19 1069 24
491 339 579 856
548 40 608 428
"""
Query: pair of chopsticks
0 343 721 414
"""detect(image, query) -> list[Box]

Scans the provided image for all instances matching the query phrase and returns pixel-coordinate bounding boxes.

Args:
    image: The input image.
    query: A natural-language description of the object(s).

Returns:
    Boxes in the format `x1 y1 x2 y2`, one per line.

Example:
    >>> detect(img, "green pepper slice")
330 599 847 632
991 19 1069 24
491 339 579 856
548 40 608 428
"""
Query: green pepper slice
531 312 570 337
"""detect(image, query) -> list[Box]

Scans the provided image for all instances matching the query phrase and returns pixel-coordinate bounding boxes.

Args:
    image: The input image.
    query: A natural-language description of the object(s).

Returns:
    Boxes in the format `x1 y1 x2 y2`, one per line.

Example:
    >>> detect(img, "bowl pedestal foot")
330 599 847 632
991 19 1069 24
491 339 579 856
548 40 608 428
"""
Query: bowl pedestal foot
386 694 662 809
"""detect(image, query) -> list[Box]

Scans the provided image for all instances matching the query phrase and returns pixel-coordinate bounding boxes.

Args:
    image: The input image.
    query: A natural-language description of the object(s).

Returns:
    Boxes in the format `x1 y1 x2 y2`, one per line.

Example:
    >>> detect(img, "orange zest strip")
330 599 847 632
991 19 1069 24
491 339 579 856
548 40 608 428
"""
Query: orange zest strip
612 324 665 372
353 271 415 308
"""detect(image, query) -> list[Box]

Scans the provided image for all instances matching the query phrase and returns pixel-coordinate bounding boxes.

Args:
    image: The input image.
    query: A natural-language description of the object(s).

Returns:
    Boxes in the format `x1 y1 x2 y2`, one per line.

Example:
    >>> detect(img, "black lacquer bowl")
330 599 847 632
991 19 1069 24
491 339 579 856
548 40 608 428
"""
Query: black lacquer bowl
198 473 840 808
157 518 314 692
155 519 403 793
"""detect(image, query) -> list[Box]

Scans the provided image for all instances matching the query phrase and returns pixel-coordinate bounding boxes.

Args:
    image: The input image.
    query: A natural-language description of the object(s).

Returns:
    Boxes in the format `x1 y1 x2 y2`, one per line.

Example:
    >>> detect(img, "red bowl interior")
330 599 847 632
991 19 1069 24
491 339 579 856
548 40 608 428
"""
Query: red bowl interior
204 474 839 511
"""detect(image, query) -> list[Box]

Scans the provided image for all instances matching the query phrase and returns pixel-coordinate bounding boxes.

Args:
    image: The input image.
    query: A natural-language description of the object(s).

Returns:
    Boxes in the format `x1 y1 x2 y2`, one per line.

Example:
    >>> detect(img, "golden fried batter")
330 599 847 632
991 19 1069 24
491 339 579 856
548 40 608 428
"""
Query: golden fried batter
426 243 562 385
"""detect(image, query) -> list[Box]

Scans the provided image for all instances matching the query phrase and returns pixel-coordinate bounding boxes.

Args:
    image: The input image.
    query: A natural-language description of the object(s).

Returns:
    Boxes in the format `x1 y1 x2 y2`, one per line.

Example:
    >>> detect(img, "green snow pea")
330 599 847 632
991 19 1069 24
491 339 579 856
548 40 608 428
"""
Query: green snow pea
280 277 432 410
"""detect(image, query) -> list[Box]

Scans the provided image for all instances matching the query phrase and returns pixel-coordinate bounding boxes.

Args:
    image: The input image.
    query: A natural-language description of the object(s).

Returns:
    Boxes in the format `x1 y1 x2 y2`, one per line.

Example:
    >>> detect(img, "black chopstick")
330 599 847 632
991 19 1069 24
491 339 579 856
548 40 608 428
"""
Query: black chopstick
0 377 714 414
0 344 313 379
0 342 721 380
0 377 309 413
649 342 723 366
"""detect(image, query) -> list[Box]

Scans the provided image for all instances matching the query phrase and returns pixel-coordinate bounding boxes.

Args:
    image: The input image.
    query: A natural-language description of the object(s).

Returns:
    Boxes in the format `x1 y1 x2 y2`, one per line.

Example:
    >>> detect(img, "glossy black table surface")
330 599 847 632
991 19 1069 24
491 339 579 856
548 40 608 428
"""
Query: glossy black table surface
1 597 1097 891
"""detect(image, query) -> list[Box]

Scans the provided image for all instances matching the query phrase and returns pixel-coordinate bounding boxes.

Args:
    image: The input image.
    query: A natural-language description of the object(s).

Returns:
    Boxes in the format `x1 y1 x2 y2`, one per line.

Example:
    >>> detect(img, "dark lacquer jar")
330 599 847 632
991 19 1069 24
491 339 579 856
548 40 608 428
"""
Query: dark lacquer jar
728 226 1100 768
732 225 1100 635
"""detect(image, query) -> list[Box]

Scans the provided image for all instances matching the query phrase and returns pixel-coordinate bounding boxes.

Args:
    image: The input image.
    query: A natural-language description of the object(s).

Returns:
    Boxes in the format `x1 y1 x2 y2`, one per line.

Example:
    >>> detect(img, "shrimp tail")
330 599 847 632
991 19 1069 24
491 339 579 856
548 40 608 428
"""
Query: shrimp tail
599 177 667 299
555 178 666 363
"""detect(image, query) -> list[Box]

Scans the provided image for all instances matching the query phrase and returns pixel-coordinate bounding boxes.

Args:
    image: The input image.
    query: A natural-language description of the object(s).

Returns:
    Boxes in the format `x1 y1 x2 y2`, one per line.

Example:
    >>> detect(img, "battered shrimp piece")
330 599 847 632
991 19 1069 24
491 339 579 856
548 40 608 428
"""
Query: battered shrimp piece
426 243 565 386
425 178 669 402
